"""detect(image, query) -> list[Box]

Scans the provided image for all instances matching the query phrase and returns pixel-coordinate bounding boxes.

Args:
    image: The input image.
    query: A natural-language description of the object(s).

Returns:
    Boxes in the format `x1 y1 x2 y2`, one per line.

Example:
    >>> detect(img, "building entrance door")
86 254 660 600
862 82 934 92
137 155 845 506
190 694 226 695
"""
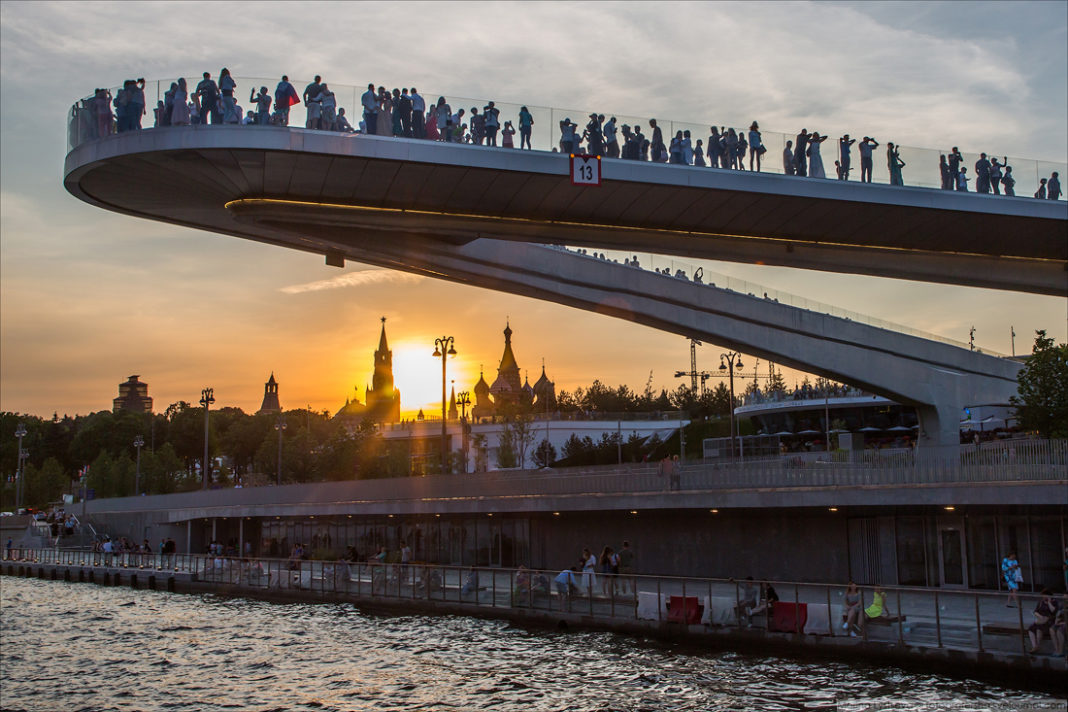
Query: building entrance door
937 520 968 588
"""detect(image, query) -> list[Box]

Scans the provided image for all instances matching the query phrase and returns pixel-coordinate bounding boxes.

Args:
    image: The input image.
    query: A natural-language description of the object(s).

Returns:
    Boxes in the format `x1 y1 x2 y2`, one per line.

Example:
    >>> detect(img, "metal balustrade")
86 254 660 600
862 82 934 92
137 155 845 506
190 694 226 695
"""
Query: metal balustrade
5 548 1065 667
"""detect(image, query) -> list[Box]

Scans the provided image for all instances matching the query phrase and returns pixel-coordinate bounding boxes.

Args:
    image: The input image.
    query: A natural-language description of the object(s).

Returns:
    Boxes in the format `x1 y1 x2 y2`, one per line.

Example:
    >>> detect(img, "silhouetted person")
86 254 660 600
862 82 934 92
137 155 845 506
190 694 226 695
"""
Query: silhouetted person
1049 172 1062 200
275 76 296 127
1001 165 1016 196
398 88 413 137
974 152 991 194
196 72 221 124
838 134 855 181
1034 177 1047 199
858 137 879 182
783 140 796 175
410 88 425 138
947 147 963 190
887 142 905 186
939 155 952 189
794 129 809 176
361 83 378 135
989 157 1003 195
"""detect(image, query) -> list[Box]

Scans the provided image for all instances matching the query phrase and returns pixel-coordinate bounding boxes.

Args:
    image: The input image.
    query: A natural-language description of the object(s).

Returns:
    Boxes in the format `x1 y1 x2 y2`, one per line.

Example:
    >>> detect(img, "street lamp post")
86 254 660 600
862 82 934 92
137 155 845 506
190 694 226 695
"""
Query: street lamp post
14 423 26 511
200 387 215 489
275 415 287 485
457 390 471 474
133 436 144 496
433 336 457 475
719 352 745 461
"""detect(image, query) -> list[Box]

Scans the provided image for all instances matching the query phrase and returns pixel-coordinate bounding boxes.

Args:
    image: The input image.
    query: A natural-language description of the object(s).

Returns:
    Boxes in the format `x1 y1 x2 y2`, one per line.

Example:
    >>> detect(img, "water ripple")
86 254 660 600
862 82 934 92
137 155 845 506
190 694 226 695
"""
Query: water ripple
0 577 1060 712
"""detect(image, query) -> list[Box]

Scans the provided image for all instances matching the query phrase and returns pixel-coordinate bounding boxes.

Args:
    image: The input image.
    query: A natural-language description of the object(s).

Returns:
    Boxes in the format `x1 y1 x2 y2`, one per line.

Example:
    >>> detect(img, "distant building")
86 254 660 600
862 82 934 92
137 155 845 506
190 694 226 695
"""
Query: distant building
335 318 401 424
473 323 555 421
256 373 282 415
113 375 153 414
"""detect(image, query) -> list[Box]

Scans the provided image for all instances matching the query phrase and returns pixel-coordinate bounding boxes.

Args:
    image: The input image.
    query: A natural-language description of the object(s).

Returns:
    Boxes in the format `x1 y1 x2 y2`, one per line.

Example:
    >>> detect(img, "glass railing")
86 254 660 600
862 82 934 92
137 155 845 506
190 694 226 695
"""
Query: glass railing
548 245 1008 356
68 76 1067 201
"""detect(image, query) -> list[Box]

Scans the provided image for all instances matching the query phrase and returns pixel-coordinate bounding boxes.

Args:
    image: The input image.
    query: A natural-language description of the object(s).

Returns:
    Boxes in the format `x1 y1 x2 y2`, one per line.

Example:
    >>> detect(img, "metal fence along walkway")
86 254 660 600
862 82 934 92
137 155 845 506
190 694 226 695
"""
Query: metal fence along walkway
5 549 1066 678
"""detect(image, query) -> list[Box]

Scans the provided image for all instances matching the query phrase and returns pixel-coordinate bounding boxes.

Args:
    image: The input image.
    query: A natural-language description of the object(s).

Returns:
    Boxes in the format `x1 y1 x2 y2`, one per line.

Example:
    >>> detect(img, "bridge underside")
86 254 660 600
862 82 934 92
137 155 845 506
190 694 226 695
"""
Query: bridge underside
64 128 1068 295
63 129 1049 452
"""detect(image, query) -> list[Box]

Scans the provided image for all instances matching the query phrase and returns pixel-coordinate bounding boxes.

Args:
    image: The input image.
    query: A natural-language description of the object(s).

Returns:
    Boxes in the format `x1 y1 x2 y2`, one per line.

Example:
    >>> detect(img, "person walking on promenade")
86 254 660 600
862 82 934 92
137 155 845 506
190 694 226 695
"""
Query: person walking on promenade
518 106 534 150
1002 164 1016 196
887 142 905 186
858 137 879 182
376 86 393 138
617 540 635 595
559 117 577 154
839 134 856 181
410 88 425 138
694 139 706 166
947 147 963 189
502 120 515 148
1002 551 1022 606
434 96 451 142
599 546 616 595
218 69 237 124
1048 172 1062 200
974 153 991 193
794 129 810 177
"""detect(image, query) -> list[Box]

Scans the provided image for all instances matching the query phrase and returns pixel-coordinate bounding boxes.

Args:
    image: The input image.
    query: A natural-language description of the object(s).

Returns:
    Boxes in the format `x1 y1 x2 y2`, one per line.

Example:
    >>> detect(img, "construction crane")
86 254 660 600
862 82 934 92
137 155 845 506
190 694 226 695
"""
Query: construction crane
674 339 716 395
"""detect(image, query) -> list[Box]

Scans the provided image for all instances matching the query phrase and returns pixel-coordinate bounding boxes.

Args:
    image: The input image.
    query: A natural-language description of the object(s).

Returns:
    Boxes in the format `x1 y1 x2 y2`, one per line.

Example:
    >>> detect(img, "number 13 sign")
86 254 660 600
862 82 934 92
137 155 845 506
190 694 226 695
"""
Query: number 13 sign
570 154 602 186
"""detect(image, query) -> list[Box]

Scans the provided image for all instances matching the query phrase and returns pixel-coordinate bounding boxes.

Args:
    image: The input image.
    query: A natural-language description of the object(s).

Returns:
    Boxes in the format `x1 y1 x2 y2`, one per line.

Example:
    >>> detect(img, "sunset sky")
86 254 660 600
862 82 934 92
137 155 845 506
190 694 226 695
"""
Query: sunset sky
1 1 1065 419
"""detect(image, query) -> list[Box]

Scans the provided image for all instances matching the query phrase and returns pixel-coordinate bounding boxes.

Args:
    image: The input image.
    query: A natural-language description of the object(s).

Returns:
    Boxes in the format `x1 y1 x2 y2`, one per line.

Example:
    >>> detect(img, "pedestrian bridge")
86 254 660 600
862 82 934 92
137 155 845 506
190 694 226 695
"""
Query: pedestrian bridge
64 127 1067 295
63 127 1057 450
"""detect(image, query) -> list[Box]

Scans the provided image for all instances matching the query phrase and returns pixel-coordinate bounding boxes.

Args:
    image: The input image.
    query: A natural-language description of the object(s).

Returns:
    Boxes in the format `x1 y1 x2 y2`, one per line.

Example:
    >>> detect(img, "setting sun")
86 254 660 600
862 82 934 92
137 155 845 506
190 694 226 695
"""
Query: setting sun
390 342 477 418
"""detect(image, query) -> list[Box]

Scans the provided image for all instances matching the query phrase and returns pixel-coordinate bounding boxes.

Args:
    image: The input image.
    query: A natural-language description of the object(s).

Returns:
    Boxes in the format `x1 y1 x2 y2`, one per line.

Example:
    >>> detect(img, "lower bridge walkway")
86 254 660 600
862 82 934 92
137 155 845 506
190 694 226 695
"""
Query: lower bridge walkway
4 548 1064 683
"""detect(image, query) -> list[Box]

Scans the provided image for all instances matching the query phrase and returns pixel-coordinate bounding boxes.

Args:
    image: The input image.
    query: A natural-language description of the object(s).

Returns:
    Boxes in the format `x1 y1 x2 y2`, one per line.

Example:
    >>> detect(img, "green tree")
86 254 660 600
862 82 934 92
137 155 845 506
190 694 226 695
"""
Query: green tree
1011 330 1068 438
532 438 556 468
24 457 69 508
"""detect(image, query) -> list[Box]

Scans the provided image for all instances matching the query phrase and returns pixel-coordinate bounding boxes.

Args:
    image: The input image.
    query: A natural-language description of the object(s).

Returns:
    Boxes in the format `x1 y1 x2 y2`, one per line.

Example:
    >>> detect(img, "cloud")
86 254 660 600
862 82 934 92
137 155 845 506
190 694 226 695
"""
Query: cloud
280 269 425 294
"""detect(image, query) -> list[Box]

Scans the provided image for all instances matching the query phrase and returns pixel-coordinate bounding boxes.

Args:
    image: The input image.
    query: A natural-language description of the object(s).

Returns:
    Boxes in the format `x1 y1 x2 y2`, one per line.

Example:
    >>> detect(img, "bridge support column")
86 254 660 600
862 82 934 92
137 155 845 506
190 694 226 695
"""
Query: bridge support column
916 404 962 460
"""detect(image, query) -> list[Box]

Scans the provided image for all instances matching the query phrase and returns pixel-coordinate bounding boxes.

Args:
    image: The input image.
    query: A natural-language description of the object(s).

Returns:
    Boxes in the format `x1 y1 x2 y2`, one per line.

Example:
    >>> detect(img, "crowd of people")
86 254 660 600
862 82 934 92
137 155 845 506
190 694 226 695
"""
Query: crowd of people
75 71 1064 199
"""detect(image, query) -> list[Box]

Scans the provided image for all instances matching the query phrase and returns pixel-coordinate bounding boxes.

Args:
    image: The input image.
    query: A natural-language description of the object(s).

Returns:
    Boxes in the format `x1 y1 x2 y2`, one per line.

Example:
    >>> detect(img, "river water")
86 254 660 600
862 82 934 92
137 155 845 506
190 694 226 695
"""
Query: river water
0 577 1062 712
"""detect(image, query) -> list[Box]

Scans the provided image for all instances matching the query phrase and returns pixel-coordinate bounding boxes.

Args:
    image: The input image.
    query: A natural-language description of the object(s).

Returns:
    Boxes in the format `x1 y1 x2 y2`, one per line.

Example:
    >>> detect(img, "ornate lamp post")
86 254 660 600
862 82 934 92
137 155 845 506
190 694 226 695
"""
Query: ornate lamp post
433 336 457 474
14 423 27 510
275 415 287 485
457 390 471 474
200 387 215 489
719 352 744 461
133 435 144 496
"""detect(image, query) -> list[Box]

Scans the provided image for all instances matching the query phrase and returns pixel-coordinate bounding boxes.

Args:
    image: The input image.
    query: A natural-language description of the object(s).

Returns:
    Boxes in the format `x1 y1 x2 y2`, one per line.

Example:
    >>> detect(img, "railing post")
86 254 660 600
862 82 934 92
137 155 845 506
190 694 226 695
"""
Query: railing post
1017 597 1027 655
826 586 833 636
657 578 662 622
975 593 984 652
896 590 904 645
934 591 942 648
794 584 800 635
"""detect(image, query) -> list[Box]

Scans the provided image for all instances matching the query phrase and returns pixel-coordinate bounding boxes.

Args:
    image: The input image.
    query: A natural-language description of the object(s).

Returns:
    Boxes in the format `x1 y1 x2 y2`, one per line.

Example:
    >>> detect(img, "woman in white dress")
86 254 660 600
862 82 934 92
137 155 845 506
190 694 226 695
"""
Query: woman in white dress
376 86 393 137
808 131 829 179
171 77 190 125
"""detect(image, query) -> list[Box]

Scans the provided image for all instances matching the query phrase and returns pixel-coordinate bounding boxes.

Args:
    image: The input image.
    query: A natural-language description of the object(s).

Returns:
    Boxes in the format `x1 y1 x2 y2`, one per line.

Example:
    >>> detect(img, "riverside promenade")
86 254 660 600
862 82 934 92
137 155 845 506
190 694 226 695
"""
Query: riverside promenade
4 548 1064 686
